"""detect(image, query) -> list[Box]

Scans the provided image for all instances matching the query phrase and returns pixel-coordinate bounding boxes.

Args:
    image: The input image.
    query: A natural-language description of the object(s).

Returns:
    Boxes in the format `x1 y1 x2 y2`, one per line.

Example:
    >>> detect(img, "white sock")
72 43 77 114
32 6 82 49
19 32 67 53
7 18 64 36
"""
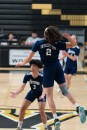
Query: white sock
53 113 58 120
74 103 79 108
18 121 23 129
43 123 48 128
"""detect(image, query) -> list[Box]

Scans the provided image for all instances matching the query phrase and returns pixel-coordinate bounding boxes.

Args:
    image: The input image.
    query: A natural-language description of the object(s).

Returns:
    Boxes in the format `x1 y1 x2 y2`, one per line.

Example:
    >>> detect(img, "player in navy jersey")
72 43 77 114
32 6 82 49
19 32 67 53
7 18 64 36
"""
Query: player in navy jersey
10 59 48 130
63 35 80 89
16 26 86 130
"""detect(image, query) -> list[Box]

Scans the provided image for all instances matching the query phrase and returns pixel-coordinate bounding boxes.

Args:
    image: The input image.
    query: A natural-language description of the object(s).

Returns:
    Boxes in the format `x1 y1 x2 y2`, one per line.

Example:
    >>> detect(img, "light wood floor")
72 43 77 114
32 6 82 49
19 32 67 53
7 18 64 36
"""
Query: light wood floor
0 70 87 130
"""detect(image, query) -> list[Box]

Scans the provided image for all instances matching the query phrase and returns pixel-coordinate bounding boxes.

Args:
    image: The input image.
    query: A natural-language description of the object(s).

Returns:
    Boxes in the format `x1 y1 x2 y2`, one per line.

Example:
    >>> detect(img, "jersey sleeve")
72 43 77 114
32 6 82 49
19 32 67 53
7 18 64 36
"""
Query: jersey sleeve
32 41 40 52
23 74 29 84
57 41 66 50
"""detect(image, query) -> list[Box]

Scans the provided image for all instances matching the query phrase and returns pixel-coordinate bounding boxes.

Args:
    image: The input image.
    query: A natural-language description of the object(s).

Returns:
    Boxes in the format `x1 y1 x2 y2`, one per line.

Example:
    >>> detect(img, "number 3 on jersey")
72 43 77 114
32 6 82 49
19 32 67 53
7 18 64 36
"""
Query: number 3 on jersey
46 49 51 56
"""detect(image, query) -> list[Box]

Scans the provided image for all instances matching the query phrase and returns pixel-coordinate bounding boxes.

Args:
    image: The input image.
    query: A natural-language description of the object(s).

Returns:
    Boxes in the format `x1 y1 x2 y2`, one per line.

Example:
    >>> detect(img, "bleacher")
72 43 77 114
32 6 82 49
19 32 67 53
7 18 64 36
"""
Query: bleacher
0 0 32 36
32 0 87 34
0 0 87 66
0 0 87 37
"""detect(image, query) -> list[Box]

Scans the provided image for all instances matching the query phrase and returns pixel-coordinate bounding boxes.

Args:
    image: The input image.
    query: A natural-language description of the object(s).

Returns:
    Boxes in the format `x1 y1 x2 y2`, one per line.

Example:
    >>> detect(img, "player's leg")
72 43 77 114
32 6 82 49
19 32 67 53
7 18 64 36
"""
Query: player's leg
16 91 36 130
65 67 77 89
64 74 73 89
64 66 70 89
16 99 32 130
59 83 86 123
45 87 61 130
43 65 61 130
57 59 64 92
55 63 86 124
38 95 48 130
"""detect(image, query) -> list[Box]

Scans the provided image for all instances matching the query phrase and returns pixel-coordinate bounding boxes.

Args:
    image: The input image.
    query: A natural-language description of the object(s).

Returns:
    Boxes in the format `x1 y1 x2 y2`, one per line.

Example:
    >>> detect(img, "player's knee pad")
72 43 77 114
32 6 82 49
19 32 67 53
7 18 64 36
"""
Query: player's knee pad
59 83 69 96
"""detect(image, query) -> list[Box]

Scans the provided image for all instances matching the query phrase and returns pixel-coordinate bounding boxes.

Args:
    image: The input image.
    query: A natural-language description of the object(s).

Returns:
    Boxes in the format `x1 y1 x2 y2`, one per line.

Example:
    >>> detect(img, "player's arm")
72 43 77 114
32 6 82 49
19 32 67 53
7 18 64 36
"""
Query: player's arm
59 54 66 61
10 83 26 98
42 87 46 97
39 87 46 100
63 33 77 49
16 51 35 67
63 51 77 61
16 40 40 67
58 51 66 61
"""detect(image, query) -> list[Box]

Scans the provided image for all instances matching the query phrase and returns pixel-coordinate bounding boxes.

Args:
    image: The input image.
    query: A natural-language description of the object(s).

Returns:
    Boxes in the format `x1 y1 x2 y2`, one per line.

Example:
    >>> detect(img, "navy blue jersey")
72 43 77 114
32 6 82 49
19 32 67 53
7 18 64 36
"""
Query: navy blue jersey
66 46 80 68
32 39 66 64
23 71 43 94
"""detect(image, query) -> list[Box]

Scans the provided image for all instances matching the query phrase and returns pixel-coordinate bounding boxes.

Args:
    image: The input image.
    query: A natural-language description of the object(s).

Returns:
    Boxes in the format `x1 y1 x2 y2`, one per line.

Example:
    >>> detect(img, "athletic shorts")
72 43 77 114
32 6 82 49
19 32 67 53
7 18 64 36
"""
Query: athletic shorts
64 66 77 75
25 90 46 102
43 62 65 88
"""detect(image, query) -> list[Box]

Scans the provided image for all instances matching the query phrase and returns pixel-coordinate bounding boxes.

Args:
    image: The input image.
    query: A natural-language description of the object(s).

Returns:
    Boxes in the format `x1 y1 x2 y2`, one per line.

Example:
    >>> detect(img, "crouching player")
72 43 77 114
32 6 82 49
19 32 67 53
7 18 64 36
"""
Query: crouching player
10 59 48 130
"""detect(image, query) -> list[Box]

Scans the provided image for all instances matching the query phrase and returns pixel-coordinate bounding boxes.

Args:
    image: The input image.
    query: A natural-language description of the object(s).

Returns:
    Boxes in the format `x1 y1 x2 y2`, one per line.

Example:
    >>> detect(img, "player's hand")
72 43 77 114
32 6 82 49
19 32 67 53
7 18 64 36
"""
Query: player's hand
62 51 68 56
39 95 44 100
10 92 18 98
16 62 23 67
63 33 71 39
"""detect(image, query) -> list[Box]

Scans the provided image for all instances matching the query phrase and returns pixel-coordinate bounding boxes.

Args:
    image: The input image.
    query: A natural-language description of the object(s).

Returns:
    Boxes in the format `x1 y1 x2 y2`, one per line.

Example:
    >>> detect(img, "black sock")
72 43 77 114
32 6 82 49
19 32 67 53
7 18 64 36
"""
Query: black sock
54 118 59 123
76 106 80 114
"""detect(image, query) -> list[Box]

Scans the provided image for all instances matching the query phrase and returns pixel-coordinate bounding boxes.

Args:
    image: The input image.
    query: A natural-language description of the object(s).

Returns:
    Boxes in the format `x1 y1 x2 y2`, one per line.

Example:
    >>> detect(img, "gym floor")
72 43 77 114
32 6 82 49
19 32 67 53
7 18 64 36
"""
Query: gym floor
0 68 87 130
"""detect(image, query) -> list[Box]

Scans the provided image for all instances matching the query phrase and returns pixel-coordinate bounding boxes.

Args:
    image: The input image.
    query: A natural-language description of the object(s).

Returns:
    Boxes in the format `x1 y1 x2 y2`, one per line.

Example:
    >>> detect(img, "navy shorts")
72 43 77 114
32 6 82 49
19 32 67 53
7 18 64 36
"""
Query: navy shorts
43 62 65 87
25 90 46 102
64 66 77 75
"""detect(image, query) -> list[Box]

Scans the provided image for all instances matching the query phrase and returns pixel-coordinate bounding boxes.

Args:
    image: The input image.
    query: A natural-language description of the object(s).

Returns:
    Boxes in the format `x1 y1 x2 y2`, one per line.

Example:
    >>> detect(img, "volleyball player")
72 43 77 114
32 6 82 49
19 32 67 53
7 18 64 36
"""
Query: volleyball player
63 35 80 89
11 59 48 130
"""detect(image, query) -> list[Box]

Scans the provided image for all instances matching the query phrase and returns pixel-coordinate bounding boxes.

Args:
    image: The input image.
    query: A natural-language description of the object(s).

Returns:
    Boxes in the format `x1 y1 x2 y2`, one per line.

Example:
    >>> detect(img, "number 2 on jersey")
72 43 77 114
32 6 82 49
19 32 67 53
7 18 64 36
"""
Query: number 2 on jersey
46 49 51 56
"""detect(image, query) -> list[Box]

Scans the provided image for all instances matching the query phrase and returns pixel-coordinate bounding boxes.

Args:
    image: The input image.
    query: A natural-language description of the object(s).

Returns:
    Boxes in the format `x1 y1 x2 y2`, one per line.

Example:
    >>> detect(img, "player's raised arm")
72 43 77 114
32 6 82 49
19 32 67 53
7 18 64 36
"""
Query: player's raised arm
63 33 77 48
16 51 35 67
63 51 77 61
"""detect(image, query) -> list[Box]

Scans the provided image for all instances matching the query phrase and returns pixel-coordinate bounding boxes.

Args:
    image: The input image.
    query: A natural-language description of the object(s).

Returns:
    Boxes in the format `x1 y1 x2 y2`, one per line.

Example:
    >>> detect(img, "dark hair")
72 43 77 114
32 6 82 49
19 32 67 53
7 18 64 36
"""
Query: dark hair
44 26 62 44
32 30 38 34
8 32 15 36
29 59 43 69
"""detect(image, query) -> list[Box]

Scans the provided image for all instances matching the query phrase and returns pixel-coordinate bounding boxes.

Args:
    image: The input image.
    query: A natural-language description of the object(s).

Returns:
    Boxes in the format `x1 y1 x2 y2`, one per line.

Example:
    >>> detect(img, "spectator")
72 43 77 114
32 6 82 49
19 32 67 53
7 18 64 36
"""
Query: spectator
25 31 41 46
7 32 19 45
20 36 27 45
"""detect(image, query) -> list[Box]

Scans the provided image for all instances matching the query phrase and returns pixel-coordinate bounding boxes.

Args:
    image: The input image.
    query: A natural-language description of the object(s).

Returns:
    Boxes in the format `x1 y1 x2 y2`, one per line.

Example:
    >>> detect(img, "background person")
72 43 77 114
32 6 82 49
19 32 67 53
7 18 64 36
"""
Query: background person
25 31 41 46
62 35 80 89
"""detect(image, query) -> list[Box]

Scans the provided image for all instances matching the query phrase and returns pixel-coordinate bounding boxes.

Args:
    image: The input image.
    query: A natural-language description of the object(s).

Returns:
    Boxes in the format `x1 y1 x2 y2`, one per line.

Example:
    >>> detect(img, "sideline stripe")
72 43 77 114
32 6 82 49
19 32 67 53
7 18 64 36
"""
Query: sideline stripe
0 129 35 130
0 107 76 111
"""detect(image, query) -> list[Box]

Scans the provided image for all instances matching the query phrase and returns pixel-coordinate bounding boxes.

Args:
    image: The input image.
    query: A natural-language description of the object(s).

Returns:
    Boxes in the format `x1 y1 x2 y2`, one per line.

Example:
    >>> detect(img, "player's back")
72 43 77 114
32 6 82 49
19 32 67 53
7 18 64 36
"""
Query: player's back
32 39 66 65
